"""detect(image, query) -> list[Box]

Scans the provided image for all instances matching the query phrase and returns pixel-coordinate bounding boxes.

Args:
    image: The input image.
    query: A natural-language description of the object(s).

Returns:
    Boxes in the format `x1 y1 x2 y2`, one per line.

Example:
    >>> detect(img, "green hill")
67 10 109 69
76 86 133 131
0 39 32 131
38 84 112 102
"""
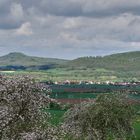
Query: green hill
0 52 68 70
0 51 140 81
66 51 140 71
0 51 140 72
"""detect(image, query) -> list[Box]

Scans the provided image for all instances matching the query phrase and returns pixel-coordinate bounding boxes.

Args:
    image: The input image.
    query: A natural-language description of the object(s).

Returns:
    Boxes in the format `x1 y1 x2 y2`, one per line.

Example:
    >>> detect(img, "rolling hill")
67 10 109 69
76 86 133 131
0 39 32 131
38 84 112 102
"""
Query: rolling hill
0 52 68 70
66 51 140 71
0 51 140 72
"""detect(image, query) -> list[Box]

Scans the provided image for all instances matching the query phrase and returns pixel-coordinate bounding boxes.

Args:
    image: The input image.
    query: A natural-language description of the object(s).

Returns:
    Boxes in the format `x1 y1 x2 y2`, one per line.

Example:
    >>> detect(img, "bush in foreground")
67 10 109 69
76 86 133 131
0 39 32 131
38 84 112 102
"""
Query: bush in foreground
63 93 136 140
0 75 57 140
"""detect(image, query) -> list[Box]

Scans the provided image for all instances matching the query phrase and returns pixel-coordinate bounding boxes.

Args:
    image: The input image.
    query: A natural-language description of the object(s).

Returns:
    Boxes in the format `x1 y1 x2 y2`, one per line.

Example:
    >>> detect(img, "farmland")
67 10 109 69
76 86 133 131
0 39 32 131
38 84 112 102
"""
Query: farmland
44 83 140 139
1 69 140 83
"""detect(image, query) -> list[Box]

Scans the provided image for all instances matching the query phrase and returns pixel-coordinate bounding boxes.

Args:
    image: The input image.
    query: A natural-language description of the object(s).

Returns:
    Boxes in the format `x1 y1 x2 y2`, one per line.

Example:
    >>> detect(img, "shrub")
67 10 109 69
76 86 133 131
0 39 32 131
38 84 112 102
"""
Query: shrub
0 75 52 139
63 93 136 140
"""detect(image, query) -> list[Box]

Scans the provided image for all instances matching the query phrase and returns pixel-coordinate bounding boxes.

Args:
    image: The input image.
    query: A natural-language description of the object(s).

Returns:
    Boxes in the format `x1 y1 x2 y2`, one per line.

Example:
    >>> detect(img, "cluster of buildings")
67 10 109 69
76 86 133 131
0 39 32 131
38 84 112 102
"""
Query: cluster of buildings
44 80 140 86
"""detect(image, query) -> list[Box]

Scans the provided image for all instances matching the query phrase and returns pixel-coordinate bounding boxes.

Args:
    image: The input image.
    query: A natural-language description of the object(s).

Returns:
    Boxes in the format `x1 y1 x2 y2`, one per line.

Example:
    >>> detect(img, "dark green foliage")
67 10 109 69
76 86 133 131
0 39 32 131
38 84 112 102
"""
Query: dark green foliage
63 93 136 140
49 101 62 110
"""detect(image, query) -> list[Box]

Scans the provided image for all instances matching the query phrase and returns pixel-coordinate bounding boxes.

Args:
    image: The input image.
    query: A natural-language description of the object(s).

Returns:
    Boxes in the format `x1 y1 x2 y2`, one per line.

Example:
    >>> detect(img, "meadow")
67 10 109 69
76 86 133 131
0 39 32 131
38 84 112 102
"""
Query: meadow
2 68 140 83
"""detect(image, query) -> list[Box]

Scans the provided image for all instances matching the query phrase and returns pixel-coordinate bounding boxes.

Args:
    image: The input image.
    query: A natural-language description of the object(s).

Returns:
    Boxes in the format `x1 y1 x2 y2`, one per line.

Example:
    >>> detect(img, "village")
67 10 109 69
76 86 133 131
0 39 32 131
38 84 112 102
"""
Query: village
43 80 140 86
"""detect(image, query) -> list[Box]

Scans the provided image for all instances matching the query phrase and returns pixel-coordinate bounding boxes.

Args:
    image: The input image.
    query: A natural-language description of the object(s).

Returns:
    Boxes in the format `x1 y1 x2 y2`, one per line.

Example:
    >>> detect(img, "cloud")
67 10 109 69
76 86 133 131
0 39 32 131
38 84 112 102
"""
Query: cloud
0 0 140 58
36 0 140 17
10 3 24 20
0 1 24 29
15 22 33 36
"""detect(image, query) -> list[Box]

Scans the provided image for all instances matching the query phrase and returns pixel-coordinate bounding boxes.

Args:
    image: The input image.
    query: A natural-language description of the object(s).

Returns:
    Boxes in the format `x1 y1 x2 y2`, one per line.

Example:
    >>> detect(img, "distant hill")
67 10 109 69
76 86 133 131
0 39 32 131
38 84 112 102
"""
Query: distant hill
0 51 140 71
0 52 68 70
66 51 140 71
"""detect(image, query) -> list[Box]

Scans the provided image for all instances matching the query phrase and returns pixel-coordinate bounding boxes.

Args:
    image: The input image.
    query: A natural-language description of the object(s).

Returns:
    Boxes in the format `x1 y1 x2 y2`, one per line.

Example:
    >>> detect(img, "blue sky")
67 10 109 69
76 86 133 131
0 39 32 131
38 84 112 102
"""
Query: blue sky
0 0 140 59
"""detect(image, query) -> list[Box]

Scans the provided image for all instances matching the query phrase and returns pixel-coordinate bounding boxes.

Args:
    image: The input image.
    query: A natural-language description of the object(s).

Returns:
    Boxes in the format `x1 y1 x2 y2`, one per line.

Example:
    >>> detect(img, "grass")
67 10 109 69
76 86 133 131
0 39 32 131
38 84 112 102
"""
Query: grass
134 121 140 139
1 69 140 82
50 92 97 99
134 105 140 140
47 109 66 125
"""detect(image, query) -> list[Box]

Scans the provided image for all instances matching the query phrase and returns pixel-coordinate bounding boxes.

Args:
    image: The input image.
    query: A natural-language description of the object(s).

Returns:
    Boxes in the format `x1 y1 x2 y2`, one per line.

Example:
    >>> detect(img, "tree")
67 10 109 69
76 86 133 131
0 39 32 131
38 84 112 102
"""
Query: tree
63 93 135 140
0 75 52 139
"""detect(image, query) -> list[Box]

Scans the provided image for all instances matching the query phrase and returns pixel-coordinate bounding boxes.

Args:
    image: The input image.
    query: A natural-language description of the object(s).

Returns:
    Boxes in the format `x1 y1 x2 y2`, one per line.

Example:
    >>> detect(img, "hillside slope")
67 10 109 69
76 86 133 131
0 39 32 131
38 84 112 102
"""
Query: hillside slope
0 52 68 70
66 51 140 71
0 51 140 71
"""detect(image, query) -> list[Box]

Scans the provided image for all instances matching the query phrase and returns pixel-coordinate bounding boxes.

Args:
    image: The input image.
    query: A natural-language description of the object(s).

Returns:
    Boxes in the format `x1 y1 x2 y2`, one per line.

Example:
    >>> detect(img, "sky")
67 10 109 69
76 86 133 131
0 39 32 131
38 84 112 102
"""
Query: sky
0 0 140 59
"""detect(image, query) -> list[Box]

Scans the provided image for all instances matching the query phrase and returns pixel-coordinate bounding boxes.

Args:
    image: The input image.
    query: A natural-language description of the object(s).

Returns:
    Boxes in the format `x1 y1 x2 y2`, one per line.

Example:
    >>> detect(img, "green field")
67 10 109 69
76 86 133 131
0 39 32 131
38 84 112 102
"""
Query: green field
47 109 66 125
1 68 140 82
134 121 140 139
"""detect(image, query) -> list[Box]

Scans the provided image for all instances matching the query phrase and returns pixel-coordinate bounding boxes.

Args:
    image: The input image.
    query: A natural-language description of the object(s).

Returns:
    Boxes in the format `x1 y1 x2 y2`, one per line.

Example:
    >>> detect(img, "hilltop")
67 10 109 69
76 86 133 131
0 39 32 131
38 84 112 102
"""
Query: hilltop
0 52 68 70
